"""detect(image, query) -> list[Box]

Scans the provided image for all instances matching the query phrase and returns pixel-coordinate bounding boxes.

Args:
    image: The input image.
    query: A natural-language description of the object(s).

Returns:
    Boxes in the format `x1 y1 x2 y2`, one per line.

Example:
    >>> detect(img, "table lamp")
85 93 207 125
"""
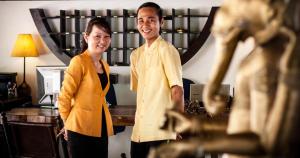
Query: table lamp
11 34 39 97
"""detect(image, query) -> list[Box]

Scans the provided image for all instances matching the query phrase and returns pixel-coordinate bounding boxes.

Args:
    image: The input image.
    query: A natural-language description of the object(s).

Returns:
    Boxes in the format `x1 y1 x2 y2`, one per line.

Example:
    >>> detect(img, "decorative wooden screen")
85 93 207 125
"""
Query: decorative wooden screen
30 7 218 66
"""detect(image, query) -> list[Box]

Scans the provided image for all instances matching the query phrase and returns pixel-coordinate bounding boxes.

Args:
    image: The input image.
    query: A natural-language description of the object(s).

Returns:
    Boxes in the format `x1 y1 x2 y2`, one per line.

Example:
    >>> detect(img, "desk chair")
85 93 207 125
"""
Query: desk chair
7 121 60 158
106 84 126 134
1 108 69 158
183 78 195 101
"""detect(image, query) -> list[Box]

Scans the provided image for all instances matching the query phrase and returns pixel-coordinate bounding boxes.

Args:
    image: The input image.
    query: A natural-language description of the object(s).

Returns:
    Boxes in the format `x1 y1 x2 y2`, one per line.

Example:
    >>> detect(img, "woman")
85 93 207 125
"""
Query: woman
58 17 113 158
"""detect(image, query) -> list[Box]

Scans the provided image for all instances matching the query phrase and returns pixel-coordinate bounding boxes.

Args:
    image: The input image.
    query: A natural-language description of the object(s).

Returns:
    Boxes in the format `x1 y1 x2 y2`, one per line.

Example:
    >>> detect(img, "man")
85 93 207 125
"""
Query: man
130 2 184 158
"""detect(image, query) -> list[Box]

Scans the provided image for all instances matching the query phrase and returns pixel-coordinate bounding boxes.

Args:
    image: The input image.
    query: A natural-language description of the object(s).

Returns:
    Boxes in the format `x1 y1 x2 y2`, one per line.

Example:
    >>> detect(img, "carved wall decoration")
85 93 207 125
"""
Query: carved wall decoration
30 7 218 65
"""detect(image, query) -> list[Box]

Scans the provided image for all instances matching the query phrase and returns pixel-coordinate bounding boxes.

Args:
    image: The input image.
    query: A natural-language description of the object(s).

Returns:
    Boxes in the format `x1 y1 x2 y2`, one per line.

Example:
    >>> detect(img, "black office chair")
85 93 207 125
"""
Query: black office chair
6 121 62 158
106 83 117 106
106 83 126 135
183 78 195 101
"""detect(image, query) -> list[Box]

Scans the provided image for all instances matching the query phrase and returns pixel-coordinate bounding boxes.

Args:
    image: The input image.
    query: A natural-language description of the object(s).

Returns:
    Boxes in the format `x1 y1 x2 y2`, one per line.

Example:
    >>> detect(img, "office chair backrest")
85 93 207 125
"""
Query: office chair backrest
106 83 125 134
183 78 195 101
8 122 60 158
106 83 117 106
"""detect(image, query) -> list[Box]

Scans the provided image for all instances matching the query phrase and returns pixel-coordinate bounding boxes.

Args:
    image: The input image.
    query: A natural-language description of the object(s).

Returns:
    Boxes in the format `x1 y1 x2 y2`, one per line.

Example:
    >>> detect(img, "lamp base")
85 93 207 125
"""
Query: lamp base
17 81 31 97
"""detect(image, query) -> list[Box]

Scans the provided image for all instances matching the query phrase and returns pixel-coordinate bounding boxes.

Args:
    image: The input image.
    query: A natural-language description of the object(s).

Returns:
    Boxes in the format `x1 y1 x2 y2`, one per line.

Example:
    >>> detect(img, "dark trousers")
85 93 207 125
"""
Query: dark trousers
68 130 108 158
130 140 169 158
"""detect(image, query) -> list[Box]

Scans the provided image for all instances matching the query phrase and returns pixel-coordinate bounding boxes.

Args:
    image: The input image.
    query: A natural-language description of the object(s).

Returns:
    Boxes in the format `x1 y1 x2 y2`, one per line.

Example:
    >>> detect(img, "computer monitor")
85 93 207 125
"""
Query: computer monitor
36 66 67 107
190 84 231 102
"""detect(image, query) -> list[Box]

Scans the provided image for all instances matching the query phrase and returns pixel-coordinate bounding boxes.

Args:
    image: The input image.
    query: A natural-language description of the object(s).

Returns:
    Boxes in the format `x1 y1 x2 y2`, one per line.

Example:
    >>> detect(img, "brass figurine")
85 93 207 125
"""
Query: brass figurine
149 0 300 157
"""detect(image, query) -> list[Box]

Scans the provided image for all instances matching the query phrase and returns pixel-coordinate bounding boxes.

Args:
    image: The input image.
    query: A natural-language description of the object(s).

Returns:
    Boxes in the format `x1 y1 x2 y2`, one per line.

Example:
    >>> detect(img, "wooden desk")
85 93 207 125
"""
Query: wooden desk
5 107 60 124
109 105 135 126
1 107 67 158
0 106 136 158
4 105 136 126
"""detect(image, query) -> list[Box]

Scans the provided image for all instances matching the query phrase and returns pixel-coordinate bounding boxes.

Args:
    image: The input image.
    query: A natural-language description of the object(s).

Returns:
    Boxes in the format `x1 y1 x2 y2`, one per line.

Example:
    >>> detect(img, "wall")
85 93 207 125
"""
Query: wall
0 0 254 157
0 0 256 104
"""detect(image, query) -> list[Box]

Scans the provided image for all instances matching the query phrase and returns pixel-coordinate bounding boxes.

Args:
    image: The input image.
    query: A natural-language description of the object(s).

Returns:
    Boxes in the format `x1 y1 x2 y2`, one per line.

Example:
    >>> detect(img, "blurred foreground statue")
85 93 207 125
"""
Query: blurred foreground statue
149 0 300 157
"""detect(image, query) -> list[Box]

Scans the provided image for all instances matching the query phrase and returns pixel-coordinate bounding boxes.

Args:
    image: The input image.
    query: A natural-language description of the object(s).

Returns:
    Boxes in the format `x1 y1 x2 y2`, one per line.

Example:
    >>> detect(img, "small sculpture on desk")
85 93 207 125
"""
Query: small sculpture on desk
149 0 300 157
7 81 17 99
184 100 202 115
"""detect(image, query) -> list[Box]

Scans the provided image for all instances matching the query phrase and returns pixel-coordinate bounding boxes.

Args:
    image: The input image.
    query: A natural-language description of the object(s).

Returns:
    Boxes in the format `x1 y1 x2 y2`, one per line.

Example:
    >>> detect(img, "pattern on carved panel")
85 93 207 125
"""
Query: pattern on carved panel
30 7 218 66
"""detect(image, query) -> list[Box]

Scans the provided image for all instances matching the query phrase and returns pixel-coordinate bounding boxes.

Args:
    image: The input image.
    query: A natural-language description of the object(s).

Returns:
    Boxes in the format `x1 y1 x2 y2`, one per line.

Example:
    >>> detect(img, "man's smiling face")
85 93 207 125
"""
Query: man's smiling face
137 7 162 46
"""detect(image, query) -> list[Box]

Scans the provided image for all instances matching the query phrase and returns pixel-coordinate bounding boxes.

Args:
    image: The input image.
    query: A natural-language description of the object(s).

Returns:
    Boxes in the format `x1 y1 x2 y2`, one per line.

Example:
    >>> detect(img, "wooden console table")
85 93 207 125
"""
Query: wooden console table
3 105 135 125
4 105 135 126
1 105 135 158
1 107 67 158
109 105 136 126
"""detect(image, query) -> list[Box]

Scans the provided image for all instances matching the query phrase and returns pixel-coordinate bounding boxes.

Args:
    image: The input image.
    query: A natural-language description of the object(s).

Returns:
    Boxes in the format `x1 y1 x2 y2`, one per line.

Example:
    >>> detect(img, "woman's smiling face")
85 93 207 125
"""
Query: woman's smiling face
85 25 111 55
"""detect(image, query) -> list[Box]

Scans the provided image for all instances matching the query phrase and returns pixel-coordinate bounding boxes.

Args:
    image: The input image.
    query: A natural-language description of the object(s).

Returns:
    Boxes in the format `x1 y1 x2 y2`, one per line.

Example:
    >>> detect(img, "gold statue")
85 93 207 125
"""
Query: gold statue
149 0 300 157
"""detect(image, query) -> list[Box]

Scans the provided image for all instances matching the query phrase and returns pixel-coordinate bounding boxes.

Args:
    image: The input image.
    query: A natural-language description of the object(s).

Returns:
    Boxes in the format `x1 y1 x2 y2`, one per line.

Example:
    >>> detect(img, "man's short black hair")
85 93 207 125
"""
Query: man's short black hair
137 2 163 22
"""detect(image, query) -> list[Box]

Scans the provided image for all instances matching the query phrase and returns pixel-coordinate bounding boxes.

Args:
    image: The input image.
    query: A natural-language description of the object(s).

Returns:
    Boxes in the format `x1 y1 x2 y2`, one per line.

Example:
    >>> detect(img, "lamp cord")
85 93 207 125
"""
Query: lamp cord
23 57 26 83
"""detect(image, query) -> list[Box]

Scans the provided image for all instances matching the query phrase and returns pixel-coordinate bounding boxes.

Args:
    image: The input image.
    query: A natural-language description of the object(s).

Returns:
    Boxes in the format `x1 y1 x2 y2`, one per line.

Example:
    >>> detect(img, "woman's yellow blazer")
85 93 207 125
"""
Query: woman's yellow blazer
58 50 114 137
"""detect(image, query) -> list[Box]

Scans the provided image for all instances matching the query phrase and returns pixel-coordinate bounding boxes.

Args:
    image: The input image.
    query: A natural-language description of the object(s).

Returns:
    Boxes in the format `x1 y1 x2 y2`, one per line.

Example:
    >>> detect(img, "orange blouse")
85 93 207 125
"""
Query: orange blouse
58 50 114 137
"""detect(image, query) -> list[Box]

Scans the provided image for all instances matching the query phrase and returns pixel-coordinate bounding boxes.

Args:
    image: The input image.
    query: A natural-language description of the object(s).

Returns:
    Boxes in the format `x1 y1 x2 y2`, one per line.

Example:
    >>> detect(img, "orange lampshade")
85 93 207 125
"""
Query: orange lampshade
11 34 39 57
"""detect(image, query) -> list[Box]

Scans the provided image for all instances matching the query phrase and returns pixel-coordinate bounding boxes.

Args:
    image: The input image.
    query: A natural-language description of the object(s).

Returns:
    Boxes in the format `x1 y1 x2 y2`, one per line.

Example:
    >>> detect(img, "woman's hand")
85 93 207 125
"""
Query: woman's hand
57 128 68 141
64 128 68 141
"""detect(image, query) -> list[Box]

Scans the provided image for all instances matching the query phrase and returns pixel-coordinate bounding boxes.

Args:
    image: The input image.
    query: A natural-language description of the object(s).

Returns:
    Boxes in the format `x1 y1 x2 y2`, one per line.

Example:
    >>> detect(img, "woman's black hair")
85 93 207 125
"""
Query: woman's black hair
81 17 111 53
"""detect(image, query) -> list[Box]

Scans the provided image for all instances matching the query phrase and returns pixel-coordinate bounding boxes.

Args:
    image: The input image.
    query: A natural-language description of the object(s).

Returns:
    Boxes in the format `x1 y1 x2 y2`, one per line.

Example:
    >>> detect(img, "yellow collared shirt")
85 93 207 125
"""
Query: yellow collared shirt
130 36 183 142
